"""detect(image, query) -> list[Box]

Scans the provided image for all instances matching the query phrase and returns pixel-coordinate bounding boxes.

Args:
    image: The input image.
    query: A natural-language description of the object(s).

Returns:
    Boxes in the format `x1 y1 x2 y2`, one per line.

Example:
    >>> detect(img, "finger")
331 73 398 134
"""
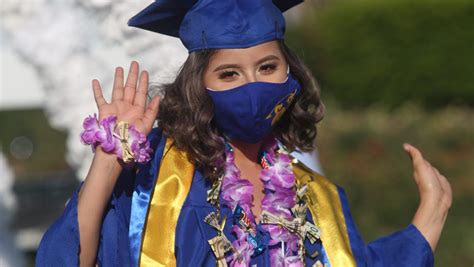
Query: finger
143 95 160 126
123 61 139 103
438 174 452 206
92 79 107 107
111 66 124 101
403 143 425 168
133 70 149 108
424 159 433 168
432 167 452 197
434 168 453 208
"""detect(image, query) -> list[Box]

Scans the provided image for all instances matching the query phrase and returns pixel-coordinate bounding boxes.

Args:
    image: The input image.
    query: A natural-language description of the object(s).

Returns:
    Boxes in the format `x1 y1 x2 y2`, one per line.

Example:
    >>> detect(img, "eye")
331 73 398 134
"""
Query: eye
218 70 239 80
259 62 278 74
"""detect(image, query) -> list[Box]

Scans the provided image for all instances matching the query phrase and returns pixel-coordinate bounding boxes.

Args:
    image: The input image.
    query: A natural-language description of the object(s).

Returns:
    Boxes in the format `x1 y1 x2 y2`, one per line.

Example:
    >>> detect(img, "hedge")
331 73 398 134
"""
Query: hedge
286 0 474 109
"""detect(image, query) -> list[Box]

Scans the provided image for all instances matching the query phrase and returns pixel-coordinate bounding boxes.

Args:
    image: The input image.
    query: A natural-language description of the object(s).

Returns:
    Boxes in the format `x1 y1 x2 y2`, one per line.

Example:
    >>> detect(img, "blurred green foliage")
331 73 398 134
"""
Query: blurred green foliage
287 0 474 109
316 102 474 266
0 109 70 180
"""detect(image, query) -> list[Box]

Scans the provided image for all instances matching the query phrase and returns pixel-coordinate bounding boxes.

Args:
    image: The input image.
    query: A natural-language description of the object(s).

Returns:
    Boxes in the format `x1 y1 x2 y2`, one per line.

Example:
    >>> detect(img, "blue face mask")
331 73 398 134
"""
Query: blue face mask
206 72 302 143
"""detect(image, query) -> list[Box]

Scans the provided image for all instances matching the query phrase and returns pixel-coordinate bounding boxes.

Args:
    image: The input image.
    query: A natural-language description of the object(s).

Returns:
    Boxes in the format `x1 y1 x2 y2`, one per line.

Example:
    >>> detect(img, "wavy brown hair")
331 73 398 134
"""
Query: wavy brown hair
157 40 325 182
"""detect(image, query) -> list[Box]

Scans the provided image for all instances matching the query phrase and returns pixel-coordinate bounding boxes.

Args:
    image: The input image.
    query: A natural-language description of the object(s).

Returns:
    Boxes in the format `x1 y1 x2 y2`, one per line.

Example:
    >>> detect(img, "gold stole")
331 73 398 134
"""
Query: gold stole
139 138 194 266
293 162 356 267
139 138 356 266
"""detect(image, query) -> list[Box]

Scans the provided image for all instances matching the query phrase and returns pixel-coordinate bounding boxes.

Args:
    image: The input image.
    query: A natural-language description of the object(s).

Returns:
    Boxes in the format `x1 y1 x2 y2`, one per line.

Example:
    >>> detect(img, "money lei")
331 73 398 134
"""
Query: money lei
205 138 322 266
206 173 236 267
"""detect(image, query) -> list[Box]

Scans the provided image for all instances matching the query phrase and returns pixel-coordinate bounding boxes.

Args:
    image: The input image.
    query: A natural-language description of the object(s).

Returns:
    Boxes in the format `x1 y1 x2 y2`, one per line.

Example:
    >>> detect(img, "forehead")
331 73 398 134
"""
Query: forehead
208 41 283 65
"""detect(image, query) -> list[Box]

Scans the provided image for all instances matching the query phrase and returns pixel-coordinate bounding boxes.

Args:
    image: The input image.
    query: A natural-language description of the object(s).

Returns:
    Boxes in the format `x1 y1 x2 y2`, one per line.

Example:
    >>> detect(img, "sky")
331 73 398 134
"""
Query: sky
0 32 44 110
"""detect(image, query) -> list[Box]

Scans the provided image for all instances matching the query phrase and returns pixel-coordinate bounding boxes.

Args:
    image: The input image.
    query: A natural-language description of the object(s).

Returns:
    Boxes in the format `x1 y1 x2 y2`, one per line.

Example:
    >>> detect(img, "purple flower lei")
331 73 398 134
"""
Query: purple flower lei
220 137 304 267
80 114 153 163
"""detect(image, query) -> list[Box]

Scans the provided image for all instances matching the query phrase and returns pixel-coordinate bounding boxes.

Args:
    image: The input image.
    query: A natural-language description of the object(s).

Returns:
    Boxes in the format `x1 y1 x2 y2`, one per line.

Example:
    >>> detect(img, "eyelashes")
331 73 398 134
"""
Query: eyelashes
218 70 238 80
259 63 278 73
217 62 279 80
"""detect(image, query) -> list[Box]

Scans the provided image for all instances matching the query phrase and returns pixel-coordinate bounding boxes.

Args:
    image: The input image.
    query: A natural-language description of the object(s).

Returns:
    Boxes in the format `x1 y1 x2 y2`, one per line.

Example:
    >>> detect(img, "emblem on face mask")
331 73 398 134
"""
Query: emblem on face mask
266 88 298 125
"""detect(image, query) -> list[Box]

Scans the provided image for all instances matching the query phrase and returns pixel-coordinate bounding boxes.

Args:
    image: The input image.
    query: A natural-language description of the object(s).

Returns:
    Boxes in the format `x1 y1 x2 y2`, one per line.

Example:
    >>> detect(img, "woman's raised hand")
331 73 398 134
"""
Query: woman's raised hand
92 61 160 136
404 143 452 252
78 61 160 266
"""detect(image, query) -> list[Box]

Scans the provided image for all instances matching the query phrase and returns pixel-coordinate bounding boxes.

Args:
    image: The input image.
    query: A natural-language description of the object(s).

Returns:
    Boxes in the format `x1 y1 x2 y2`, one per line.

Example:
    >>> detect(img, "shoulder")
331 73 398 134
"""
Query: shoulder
145 127 192 170
291 157 350 205
291 157 336 189
147 126 164 144
146 127 172 157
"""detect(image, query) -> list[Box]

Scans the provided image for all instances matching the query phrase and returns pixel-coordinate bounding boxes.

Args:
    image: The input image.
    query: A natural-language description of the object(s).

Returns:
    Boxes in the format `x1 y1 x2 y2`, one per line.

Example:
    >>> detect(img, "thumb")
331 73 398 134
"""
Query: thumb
403 143 424 168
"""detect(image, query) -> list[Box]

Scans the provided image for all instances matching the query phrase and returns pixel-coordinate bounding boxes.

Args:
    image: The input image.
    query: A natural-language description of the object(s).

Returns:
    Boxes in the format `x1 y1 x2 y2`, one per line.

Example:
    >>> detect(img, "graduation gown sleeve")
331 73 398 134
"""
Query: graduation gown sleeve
35 128 165 267
35 181 82 267
35 167 137 267
36 169 133 266
337 186 435 267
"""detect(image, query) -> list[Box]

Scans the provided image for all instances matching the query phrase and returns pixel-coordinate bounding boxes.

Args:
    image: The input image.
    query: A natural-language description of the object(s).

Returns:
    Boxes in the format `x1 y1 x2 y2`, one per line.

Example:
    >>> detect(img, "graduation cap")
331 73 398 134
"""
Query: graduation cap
127 0 303 52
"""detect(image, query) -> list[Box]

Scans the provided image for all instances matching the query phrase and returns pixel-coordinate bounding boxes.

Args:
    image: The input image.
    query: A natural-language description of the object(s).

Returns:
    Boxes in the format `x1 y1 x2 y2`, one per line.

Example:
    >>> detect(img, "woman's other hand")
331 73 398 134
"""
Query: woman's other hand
404 143 452 252
92 60 160 135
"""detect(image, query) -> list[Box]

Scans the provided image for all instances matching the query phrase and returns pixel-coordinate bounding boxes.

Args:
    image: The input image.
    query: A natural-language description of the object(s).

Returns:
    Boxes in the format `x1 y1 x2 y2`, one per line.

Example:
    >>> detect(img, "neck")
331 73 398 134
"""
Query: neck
228 139 263 165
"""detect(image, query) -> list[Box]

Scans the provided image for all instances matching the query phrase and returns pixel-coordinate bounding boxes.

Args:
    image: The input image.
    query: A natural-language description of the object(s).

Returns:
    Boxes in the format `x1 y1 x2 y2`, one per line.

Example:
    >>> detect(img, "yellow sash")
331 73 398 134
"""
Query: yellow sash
140 138 355 266
139 138 194 266
293 161 356 267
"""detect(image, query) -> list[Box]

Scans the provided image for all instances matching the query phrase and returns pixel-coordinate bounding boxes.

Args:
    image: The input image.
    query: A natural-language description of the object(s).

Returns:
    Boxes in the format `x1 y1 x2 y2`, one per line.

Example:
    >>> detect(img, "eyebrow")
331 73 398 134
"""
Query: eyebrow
212 54 281 72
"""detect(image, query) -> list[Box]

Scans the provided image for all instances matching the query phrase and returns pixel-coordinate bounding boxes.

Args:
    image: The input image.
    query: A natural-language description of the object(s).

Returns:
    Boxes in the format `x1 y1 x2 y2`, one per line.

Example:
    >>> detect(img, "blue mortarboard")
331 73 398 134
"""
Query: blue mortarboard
127 0 303 52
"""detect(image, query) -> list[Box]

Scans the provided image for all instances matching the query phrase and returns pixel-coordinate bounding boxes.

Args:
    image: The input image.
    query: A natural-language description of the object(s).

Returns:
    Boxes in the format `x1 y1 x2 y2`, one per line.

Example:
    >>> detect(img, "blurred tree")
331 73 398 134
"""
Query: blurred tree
287 0 474 109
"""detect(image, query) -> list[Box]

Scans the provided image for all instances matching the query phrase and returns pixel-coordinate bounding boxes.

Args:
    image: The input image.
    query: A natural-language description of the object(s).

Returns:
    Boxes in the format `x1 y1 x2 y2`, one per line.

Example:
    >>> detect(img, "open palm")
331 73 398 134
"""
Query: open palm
91 61 160 135
404 143 452 252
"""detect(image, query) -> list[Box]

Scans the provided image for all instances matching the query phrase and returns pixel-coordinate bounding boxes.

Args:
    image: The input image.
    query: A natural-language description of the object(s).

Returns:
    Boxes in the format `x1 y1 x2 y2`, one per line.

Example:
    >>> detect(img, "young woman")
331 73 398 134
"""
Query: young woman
36 1 451 266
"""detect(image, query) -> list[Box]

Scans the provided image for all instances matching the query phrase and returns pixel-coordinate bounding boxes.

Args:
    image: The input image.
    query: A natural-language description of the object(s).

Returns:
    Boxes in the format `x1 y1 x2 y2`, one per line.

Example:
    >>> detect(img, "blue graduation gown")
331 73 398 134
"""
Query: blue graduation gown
36 128 434 266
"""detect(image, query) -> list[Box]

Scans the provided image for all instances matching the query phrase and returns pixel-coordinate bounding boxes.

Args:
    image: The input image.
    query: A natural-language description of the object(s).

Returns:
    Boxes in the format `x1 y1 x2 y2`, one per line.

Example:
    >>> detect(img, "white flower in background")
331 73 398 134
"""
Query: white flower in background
1 0 187 179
